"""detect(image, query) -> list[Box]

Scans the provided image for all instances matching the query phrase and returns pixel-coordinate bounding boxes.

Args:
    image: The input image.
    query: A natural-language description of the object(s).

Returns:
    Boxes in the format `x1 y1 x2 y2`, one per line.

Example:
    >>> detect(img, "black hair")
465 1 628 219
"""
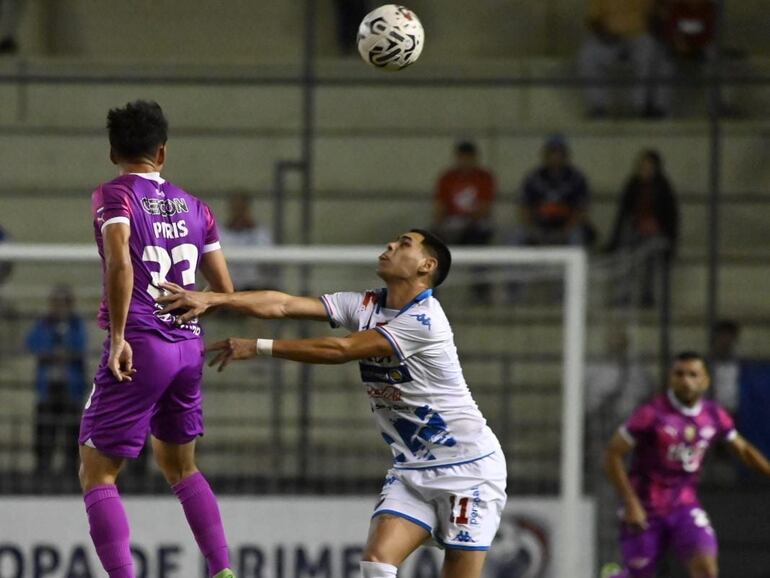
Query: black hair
454 140 478 156
673 351 709 373
107 100 168 162
410 229 452 288
639 148 664 175
712 319 740 336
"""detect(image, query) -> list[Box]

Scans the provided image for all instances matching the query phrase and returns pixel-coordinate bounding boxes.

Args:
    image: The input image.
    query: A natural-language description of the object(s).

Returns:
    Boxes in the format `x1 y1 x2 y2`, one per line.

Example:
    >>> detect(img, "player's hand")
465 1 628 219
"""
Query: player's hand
108 337 137 382
206 338 258 372
623 500 649 533
156 282 214 323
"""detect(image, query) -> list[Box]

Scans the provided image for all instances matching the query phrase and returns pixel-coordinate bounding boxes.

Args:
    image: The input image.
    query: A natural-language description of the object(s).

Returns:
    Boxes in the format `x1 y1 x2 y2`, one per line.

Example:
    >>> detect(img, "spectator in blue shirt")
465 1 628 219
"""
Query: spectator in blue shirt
26 285 87 475
516 135 595 247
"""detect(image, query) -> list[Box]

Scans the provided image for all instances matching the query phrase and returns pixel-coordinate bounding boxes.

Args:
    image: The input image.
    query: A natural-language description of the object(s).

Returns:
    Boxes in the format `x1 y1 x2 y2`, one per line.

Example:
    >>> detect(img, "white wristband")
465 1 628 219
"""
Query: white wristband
256 338 274 357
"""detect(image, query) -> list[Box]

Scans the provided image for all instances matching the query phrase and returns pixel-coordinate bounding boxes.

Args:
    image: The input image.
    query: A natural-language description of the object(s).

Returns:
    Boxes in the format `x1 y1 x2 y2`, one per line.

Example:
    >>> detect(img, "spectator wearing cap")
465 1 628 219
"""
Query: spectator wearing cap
515 135 594 247
26 285 87 475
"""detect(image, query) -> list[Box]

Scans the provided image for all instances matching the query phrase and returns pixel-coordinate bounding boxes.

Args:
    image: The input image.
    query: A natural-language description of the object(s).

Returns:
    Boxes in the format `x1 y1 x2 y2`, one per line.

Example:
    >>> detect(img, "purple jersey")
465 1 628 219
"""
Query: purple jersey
91 172 221 341
619 391 737 516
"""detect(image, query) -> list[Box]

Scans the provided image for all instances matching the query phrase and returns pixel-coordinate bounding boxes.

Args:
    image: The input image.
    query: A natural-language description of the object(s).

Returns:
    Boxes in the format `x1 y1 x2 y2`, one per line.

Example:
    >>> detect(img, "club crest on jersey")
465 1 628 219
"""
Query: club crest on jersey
141 197 189 217
668 440 708 472
684 425 697 442
410 313 432 329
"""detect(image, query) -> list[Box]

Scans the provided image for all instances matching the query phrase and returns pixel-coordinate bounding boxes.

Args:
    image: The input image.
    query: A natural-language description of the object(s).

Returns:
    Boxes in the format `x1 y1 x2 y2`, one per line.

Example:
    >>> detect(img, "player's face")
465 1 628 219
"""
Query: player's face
377 232 435 283
669 359 710 406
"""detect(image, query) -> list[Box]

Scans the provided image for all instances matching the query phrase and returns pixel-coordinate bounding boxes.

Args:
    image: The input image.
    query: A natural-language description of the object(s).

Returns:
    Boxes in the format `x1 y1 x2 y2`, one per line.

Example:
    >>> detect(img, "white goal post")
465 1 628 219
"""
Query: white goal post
0 243 589 575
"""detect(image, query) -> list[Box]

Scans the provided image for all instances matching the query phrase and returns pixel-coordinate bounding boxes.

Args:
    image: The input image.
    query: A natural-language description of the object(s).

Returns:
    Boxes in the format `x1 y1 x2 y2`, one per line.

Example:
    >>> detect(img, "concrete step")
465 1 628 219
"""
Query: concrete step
0 127 767 203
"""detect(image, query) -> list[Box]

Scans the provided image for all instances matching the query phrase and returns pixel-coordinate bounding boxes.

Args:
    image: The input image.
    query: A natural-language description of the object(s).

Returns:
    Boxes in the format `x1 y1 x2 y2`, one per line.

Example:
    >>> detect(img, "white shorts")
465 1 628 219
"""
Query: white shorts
372 450 508 551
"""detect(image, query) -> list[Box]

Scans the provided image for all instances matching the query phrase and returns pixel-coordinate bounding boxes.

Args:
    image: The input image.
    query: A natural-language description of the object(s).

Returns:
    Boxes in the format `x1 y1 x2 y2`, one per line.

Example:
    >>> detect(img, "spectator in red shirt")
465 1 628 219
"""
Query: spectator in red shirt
435 141 495 245
433 140 496 300
659 0 715 60
433 140 496 247
656 0 718 114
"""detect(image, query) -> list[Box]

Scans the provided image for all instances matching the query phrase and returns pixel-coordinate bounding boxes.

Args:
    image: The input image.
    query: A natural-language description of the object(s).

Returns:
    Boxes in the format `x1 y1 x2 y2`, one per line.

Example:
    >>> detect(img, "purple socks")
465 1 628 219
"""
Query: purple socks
173 471 230 576
84 485 134 578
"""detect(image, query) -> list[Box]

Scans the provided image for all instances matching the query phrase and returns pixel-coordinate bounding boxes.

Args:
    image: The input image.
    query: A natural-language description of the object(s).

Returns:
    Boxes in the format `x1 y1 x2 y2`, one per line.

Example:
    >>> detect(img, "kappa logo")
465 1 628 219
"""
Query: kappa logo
409 313 432 329
453 531 476 543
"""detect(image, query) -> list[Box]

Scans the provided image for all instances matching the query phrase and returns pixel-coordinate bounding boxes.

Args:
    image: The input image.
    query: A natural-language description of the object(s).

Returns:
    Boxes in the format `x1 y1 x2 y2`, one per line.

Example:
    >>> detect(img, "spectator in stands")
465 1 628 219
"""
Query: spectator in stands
433 140 496 246
656 0 723 115
218 193 274 290
515 135 594 247
709 319 741 415
433 140 496 299
0 0 23 55
585 328 655 420
26 285 87 475
579 0 668 118
658 0 715 60
334 0 368 55
606 149 679 306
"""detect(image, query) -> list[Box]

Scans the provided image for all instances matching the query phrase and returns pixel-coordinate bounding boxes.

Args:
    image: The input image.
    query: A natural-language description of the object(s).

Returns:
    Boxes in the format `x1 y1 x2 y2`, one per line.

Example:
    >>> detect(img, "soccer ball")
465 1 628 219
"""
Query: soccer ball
357 4 424 71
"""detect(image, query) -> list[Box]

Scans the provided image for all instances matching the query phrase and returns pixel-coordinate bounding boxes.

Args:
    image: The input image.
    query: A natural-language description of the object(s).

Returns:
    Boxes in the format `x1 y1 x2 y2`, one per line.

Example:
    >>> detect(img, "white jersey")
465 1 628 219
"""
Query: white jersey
320 288 500 469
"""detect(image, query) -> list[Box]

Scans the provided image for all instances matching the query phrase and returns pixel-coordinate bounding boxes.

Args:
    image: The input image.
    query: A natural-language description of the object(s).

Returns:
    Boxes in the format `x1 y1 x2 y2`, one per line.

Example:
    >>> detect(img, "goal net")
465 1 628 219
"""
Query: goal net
0 242 613 577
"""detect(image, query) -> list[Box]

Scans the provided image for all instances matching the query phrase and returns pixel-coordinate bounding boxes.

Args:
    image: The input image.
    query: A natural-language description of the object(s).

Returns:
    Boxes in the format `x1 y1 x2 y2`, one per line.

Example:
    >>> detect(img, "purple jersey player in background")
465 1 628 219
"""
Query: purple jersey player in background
77 101 237 578
602 351 770 578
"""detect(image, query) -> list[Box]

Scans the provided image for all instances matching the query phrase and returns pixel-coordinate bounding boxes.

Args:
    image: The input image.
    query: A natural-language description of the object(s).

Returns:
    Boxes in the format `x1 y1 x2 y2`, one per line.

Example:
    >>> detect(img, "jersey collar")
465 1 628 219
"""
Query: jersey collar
667 389 703 417
379 288 433 315
130 171 166 184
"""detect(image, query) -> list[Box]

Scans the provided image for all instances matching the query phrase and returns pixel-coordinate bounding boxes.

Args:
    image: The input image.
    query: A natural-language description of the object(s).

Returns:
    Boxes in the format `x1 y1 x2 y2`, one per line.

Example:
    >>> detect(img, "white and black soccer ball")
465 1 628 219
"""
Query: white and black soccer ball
357 4 424 71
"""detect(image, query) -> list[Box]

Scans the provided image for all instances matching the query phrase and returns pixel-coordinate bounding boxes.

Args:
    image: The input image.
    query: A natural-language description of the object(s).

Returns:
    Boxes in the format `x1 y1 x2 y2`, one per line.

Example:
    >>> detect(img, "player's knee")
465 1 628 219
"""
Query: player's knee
158 463 198 486
78 460 118 492
154 453 198 485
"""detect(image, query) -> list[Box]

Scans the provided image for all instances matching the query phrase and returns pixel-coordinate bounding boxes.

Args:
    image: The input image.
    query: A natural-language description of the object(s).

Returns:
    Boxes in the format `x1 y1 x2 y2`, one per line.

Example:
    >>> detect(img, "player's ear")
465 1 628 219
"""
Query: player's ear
419 256 438 278
156 144 166 167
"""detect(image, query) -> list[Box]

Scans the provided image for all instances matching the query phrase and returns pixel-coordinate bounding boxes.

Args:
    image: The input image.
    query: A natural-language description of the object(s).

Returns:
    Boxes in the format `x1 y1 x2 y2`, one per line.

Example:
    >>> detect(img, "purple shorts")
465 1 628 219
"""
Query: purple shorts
619 504 718 577
79 332 205 458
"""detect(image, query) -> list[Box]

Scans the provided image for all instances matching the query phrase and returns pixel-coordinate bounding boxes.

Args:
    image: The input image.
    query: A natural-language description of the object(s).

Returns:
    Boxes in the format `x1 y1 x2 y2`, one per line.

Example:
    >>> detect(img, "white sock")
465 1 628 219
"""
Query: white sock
360 560 398 578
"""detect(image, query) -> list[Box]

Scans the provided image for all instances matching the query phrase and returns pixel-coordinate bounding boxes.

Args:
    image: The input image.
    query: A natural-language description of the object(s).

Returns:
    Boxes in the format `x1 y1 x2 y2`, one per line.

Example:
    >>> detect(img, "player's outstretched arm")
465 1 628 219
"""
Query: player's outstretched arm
103 223 137 383
156 283 328 324
207 329 394 371
727 434 770 477
199 249 235 294
604 432 648 531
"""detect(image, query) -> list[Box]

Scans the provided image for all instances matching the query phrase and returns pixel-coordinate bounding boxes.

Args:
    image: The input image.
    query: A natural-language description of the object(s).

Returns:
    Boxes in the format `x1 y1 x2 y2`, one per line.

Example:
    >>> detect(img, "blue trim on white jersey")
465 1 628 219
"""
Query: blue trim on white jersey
441 543 491 552
374 326 406 361
318 296 339 329
393 450 496 470
372 509 433 534
397 288 432 314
